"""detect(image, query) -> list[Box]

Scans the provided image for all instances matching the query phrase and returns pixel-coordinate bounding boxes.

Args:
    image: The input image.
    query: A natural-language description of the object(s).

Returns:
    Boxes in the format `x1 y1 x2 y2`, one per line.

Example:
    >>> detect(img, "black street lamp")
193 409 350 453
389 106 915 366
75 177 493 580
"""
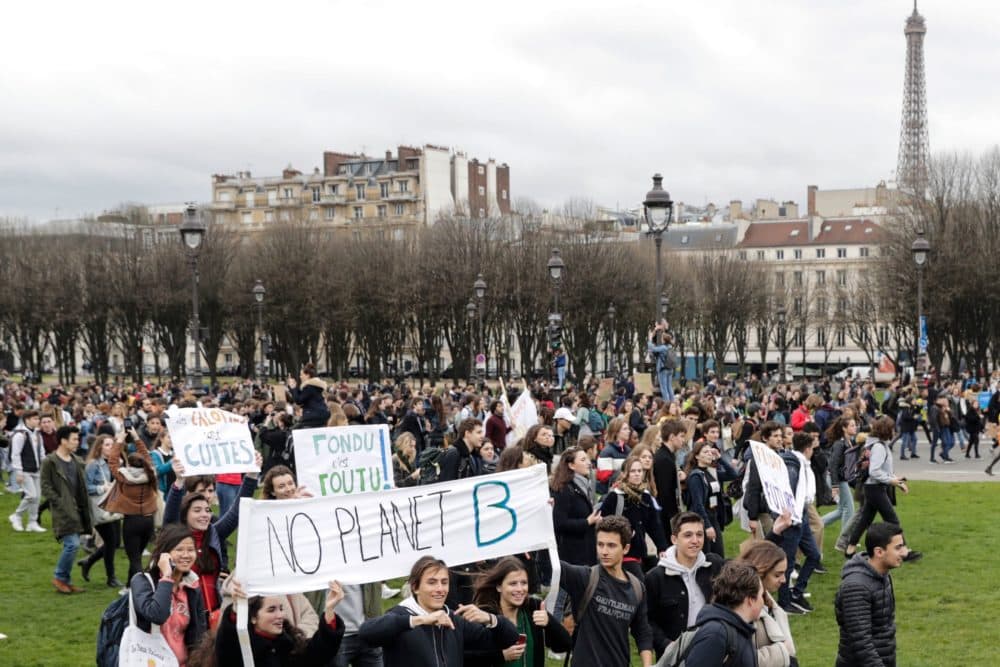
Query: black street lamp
547 249 564 312
473 273 487 379
776 305 787 381
252 280 265 381
911 230 930 370
180 203 206 389
643 174 674 320
606 303 616 376
466 299 477 380
659 294 670 321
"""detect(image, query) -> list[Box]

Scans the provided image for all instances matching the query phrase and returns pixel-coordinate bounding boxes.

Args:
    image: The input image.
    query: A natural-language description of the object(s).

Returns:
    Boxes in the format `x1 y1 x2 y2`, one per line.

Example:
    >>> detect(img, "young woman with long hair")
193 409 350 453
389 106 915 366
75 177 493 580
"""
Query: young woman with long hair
550 446 599 567
683 440 738 557
464 557 572 666
599 454 668 577
105 428 160 583
129 525 209 666
79 433 124 587
738 540 798 667
201 581 345 666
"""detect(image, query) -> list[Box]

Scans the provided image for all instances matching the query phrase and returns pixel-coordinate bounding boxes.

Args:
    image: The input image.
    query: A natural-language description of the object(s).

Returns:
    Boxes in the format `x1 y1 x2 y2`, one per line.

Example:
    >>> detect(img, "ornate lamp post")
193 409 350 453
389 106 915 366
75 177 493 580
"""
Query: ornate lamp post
179 204 206 389
466 299 477 381
911 230 930 371
473 273 487 379
643 174 674 320
252 280 265 381
776 305 787 381
547 249 564 312
606 303 616 377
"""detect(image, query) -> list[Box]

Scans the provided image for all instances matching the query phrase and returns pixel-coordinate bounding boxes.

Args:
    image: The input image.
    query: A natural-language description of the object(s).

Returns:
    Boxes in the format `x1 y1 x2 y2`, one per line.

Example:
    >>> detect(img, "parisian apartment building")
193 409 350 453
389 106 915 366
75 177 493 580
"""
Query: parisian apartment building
209 144 511 235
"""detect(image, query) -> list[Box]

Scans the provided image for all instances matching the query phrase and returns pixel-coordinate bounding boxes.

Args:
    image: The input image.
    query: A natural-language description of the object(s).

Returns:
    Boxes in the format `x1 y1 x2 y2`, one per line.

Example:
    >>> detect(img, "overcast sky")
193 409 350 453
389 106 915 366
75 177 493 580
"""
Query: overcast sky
2 0 997 221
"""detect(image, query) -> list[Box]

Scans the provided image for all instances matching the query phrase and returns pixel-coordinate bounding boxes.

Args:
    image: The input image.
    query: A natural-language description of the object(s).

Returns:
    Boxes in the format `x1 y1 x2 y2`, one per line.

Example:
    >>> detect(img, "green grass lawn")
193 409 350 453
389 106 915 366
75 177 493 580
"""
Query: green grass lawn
1 482 998 666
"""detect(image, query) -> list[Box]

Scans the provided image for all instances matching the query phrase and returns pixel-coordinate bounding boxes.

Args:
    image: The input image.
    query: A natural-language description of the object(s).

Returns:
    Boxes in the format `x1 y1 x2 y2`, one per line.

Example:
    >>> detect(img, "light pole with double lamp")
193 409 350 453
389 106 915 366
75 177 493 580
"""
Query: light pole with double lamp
179 204 206 390
643 174 674 321
253 280 265 381
911 230 930 371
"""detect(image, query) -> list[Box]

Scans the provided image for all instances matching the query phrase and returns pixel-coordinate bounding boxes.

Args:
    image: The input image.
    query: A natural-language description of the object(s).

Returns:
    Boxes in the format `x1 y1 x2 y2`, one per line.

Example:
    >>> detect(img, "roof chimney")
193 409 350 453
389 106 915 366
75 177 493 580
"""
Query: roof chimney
807 185 818 216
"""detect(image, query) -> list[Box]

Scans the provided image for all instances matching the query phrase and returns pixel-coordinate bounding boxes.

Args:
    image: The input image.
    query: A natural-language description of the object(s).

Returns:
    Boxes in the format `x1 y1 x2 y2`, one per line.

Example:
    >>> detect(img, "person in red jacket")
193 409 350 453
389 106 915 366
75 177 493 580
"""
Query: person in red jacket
484 400 510 452
791 394 823 432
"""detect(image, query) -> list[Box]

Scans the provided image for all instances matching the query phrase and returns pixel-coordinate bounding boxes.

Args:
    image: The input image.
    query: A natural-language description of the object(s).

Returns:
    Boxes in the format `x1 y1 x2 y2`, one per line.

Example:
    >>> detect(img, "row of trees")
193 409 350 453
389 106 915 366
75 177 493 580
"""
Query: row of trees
4 147 996 389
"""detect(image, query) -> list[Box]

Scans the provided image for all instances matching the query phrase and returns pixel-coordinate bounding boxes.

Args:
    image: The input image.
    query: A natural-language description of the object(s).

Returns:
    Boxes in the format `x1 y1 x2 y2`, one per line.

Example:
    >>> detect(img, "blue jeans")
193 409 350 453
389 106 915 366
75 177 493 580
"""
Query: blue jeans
658 369 674 402
931 429 954 460
334 633 383 667
216 481 241 520
900 432 917 457
55 533 81 584
777 519 821 606
556 366 566 388
821 481 855 535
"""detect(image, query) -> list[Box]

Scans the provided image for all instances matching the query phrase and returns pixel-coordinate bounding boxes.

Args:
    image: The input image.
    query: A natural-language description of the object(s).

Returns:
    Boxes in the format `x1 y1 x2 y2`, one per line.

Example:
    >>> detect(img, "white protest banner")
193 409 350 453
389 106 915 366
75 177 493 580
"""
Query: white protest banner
505 389 537 447
292 424 394 497
748 440 800 523
234 464 555 596
165 407 258 476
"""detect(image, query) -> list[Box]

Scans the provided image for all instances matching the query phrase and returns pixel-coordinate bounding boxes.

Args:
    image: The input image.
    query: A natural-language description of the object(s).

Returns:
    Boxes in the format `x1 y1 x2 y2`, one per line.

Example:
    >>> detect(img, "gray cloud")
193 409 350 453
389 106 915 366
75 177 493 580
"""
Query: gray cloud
1 0 995 220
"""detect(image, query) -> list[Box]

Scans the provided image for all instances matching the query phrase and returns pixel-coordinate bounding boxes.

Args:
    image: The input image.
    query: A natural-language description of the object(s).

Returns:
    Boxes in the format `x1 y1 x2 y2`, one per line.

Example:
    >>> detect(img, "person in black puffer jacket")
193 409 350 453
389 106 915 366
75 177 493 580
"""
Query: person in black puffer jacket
835 522 906 667
286 363 330 429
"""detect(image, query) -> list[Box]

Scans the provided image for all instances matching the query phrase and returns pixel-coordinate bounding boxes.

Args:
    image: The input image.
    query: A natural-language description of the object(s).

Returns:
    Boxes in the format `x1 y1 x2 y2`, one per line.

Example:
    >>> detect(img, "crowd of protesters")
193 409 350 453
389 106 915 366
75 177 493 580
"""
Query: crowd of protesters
0 342 992 665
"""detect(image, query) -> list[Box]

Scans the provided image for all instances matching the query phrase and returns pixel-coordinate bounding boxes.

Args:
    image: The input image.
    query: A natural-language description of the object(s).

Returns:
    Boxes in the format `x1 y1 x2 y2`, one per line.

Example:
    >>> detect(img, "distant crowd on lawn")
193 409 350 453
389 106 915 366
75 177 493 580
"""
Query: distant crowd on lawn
3 345 997 666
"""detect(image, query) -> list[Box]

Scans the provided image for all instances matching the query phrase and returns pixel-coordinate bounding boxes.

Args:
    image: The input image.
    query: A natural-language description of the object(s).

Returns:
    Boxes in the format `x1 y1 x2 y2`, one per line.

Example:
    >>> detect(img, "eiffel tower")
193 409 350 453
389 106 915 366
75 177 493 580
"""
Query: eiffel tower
896 1 929 194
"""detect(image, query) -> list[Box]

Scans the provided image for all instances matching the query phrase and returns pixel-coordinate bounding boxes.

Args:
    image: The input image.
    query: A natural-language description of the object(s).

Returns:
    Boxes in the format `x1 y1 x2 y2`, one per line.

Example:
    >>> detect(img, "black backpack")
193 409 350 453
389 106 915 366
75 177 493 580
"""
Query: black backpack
417 447 446 485
96 574 153 667
842 441 873 487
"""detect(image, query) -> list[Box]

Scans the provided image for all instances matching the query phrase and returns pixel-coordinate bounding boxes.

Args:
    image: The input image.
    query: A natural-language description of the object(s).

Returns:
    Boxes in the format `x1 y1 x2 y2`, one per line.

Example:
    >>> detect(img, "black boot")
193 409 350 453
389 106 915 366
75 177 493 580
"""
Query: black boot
107 577 124 588
78 558 93 583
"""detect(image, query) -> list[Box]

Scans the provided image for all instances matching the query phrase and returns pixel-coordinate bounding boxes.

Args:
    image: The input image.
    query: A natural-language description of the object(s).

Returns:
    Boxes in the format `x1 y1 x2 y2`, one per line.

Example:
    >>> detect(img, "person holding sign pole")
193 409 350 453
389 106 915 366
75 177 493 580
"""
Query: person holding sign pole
201 580 346 667
358 556 520 667
464 556 573 667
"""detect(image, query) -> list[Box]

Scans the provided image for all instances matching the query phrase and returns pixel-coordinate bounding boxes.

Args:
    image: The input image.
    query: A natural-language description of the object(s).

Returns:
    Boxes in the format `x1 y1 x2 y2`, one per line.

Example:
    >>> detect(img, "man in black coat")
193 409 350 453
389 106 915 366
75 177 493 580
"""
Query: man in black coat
644 512 724 657
835 522 907 667
438 418 484 482
653 421 687 536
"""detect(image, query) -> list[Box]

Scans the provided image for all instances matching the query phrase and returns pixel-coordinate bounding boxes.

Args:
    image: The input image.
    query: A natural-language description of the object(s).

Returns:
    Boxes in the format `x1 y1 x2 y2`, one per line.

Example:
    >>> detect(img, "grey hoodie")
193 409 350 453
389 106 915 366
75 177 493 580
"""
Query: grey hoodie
657 546 708 628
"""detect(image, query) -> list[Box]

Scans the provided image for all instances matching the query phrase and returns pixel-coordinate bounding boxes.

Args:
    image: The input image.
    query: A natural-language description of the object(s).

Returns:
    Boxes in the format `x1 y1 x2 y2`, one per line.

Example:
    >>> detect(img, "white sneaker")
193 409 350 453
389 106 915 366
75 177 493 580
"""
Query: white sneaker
548 651 567 660
381 583 400 600
8 513 23 532
142 549 151 557
26 522 46 533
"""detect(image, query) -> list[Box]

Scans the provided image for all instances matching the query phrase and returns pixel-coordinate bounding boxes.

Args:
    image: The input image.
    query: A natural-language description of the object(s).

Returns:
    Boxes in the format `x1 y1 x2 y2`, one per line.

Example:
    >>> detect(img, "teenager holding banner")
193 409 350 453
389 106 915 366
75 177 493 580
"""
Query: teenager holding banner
358 555 520 667
204 581 346 667
464 556 573 667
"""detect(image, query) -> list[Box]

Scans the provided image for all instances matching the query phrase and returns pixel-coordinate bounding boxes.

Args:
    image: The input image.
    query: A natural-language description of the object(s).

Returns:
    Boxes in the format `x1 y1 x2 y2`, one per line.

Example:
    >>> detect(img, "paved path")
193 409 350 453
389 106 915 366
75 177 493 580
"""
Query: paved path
889 436 1000 482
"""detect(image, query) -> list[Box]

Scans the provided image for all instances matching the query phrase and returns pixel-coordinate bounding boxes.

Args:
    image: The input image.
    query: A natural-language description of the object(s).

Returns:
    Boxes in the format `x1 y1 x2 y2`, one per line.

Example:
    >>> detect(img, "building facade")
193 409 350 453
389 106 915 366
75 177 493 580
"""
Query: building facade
209 144 510 234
